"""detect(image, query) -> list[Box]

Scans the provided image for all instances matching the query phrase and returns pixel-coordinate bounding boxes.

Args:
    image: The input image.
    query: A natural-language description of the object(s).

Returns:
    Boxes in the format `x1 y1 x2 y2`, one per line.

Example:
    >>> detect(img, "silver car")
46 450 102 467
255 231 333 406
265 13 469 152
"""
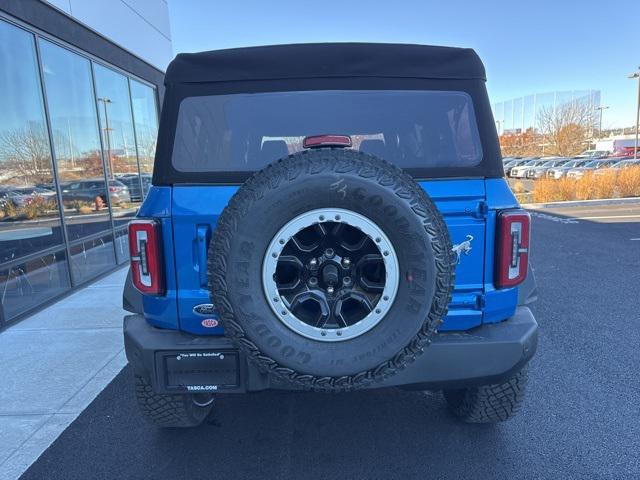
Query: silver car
525 158 571 179
546 159 589 179
566 159 618 179
593 158 640 175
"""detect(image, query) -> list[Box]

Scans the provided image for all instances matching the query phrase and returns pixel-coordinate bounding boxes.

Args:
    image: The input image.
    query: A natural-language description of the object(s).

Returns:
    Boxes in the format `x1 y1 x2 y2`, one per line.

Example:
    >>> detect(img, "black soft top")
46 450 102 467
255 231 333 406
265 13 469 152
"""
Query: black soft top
165 43 486 85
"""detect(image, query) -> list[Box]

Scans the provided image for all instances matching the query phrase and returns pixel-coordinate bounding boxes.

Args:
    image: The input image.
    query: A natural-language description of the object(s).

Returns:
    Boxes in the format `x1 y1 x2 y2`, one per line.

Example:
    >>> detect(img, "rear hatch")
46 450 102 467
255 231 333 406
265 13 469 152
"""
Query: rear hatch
155 86 508 334
171 179 487 334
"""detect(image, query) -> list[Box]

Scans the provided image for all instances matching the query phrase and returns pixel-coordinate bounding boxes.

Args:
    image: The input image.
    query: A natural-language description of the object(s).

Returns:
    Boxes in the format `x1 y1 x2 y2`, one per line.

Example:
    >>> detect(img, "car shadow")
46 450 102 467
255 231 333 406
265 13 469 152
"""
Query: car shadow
146 380 510 479
21 365 514 480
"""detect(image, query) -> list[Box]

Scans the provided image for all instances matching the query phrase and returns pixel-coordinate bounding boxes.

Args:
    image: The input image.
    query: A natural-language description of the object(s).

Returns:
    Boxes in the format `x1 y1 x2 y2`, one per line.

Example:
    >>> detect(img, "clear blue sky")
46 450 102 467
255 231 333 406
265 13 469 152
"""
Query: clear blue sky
168 0 640 128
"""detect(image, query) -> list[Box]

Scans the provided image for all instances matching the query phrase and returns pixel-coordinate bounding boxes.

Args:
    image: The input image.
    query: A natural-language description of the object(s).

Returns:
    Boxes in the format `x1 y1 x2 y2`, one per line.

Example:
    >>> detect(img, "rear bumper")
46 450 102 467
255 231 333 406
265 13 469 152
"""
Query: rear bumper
124 306 538 393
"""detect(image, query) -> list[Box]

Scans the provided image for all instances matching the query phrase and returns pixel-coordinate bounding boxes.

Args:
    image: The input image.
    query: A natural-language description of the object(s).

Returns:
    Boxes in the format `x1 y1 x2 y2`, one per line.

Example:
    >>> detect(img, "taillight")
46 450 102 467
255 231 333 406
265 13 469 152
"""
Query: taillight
109 186 117 192
303 134 352 149
496 209 530 288
129 219 165 295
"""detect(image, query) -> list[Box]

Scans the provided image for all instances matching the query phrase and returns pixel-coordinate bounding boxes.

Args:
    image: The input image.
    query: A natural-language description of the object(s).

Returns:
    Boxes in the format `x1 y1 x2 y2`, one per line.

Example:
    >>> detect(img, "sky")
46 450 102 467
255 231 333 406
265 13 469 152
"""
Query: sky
167 0 640 128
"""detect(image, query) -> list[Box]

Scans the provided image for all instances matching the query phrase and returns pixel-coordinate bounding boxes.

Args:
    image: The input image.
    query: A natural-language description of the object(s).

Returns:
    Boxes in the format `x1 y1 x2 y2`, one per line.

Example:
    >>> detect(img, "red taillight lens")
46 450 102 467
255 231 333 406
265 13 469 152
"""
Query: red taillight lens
109 186 117 192
303 134 352 149
496 209 530 288
128 219 165 295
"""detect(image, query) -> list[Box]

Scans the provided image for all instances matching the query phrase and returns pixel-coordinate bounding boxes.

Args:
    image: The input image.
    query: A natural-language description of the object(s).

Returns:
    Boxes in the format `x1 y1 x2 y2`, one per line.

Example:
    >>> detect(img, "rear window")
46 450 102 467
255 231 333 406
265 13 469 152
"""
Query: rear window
171 90 482 173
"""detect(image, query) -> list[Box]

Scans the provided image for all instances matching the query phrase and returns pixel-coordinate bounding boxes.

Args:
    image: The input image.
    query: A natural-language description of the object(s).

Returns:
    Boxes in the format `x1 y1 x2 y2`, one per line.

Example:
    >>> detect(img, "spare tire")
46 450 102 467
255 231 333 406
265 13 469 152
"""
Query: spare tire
208 149 454 391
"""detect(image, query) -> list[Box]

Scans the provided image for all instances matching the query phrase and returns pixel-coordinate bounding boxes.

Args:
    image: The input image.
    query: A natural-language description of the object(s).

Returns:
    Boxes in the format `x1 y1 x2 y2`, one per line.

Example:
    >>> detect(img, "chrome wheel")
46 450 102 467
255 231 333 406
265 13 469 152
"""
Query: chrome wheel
263 208 399 342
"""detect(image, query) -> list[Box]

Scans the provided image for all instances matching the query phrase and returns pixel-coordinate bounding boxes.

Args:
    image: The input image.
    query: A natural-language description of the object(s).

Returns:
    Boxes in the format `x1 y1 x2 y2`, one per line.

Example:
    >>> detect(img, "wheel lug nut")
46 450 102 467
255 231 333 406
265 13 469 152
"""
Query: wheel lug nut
343 276 351 285
342 258 351 267
309 277 318 286
327 286 335 294
309 258 318 267
325 248 335 258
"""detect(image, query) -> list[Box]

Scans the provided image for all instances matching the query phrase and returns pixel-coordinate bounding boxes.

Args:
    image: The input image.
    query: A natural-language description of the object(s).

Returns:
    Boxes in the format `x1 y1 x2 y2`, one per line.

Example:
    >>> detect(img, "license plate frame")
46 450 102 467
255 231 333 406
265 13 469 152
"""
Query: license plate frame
157 350 240 393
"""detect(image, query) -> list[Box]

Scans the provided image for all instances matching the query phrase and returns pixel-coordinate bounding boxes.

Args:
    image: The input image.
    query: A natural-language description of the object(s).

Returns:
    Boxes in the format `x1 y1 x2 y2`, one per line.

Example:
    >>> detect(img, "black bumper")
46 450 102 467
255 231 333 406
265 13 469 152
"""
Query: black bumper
124 307 538 394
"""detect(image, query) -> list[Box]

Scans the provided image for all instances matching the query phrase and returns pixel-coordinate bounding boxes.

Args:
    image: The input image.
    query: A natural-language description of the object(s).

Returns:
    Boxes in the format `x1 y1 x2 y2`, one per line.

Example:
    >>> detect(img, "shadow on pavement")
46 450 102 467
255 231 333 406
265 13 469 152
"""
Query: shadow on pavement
21 365 510 480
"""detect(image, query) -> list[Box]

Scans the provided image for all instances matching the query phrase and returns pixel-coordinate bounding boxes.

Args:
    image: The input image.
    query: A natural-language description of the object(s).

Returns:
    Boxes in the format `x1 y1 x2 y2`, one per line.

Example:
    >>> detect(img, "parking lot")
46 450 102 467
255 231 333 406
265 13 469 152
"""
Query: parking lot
17 203 640 480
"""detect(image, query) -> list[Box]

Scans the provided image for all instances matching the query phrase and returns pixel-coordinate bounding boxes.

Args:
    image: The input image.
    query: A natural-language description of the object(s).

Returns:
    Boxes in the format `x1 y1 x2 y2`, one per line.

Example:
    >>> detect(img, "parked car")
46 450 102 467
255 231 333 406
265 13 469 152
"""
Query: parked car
575 149 609 159
611 146 639 157
611 159 640 169
123 44 537 428
566 159 619 179
0 186 57 208
546 159 590 179
594 158 640 175
117 174 152 202
509 158 543 178
525 158 571 179
60 178 131 206
503 158 529 176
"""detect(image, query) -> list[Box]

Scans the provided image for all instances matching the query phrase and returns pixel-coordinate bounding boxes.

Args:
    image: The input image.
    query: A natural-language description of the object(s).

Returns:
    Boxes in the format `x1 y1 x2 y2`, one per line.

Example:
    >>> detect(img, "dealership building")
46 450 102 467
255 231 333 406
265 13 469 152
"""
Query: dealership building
0 0 172 327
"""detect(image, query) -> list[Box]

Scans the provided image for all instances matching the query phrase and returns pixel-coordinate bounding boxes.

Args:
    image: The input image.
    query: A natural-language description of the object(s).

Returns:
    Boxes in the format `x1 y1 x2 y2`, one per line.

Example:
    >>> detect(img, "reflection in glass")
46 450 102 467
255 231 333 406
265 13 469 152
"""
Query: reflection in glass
1 249 71 321
114 226 129 264
513 97 523 133
39 39 113 242
0 21 64 263
68 233 116 284
93 64 141 227
130 80 158 196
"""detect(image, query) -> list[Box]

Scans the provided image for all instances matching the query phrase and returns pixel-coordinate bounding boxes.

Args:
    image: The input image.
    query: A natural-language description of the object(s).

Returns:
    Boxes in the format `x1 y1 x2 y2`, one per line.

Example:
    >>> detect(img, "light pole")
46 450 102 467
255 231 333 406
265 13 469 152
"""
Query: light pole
97 97 114 177
629 67 640 160
594 105 609 139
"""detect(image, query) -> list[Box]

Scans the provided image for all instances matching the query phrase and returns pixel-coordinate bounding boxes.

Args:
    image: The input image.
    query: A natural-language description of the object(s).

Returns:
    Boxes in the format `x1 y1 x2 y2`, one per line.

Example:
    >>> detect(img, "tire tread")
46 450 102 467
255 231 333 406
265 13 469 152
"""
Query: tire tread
134 375 211 428
444 368 528 423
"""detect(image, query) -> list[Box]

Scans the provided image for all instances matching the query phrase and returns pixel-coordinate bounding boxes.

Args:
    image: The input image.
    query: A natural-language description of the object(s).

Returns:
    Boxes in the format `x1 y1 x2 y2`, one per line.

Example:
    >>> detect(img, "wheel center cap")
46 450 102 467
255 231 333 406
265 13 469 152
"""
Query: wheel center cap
321 263 339 286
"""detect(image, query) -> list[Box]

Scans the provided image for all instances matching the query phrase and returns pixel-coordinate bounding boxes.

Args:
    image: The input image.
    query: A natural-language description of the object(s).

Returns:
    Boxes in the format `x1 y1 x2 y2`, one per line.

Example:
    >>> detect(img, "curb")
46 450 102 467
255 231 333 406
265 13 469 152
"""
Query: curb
522 197 640 209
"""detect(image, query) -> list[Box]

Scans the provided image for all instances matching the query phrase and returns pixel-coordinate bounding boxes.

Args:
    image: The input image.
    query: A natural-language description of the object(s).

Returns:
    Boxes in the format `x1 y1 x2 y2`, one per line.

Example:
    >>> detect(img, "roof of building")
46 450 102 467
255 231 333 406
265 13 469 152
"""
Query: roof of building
164 43 486 85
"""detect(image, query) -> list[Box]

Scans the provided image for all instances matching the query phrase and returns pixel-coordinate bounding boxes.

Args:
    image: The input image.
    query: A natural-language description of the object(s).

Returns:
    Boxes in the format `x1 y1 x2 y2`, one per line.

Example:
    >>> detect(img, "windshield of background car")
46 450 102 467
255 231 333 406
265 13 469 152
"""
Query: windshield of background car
171 90 483 172
564 160 582 167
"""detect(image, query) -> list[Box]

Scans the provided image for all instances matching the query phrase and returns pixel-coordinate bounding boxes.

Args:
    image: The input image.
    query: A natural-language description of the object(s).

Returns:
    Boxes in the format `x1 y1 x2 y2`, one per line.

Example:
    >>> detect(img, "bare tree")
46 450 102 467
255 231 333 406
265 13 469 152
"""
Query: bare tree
135 129 157 174
537 100 593 156
0 125 53 184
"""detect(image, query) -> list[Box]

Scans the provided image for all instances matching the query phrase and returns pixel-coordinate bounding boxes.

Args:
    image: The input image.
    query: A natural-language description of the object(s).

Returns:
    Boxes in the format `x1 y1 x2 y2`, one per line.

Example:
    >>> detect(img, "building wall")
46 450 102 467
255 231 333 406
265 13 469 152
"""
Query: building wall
42 0 172 71
0 2 165 328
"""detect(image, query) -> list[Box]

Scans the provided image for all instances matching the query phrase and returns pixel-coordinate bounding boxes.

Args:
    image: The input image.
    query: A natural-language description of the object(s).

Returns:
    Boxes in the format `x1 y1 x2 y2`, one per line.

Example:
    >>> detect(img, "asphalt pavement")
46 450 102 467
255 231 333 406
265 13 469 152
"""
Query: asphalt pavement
19 204 640 480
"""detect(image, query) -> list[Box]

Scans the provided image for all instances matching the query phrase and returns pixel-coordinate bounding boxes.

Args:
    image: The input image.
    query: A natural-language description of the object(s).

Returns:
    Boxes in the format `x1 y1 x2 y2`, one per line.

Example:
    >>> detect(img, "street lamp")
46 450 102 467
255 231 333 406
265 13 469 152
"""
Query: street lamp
594 105 609 139
97 97 114 177
629 67 640 160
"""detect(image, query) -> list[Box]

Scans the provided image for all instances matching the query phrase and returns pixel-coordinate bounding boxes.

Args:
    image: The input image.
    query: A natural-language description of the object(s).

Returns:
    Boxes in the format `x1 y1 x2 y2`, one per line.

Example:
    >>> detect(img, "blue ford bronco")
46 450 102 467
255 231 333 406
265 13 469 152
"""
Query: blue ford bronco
123 43 538 427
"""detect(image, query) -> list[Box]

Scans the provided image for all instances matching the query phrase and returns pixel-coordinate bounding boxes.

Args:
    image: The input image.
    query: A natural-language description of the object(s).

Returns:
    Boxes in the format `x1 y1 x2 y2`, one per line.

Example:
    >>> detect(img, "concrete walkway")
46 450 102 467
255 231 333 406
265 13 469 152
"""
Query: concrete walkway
0 267 128 480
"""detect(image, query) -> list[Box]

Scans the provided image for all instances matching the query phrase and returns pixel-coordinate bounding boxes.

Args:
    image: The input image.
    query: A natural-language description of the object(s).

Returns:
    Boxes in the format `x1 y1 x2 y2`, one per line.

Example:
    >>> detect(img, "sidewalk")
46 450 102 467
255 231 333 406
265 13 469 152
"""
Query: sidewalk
0 267 128 480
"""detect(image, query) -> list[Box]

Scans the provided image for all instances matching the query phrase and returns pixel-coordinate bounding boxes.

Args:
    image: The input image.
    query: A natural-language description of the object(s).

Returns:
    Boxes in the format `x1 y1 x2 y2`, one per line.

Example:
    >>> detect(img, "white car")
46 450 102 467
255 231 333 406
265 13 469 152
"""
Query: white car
524 159 570 178
510 159 543 178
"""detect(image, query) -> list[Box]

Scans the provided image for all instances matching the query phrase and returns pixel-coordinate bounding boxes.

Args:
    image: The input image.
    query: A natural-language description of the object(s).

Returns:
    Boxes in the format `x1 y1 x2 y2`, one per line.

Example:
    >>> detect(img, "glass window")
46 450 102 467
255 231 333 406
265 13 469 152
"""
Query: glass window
130 80 158 196
0 21 65 264
1 249 71 322
68 232 116 284
114 226 129 264
39 39 113 243
93 64 141 230
171 90 483 173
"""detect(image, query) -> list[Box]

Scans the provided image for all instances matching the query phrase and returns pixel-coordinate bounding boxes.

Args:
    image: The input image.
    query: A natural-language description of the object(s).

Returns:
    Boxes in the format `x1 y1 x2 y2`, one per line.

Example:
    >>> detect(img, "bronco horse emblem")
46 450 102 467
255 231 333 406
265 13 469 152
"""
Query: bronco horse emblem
452 235 474 264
